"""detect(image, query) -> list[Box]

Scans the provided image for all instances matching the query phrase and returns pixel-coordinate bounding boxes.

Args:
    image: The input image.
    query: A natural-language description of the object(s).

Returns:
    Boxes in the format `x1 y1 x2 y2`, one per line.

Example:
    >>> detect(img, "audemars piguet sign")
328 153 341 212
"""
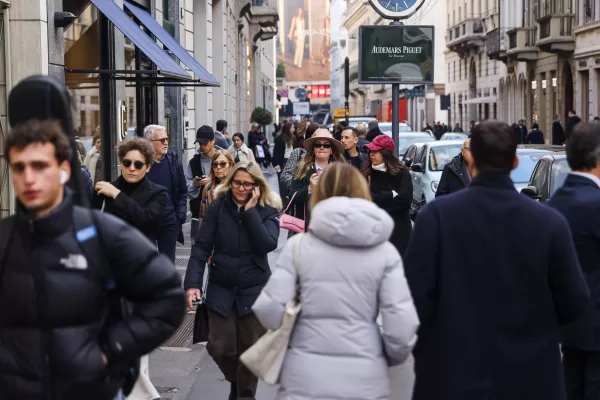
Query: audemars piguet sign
359 25 434 84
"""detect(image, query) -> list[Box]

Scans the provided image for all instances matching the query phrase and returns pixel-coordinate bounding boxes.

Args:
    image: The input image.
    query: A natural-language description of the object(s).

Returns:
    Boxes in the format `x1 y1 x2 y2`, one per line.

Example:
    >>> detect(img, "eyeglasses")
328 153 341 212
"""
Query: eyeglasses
232 180 256 190
314 142 332 149
122 159 145 169
213 161 229 169
152 137 169 144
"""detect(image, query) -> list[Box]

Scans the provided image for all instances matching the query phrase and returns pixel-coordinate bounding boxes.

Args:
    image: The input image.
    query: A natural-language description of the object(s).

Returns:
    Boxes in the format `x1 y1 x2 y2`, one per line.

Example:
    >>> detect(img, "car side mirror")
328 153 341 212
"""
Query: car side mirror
404 158 413 167
521 186 540 199
411 163 423 172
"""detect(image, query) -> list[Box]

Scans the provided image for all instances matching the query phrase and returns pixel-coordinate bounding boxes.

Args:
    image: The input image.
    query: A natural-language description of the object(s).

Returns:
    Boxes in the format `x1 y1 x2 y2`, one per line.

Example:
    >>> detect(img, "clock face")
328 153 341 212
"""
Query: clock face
370 0 424 19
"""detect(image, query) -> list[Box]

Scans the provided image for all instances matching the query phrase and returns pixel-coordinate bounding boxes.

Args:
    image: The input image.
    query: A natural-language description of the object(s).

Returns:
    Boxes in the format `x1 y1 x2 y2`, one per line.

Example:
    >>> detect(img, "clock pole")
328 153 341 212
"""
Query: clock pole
390 19 403 158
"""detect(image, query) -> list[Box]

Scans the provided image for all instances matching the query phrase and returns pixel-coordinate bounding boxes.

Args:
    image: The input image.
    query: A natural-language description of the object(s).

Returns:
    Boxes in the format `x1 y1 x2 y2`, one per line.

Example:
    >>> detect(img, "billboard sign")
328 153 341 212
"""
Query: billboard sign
277 0 330 84
359 25 434 84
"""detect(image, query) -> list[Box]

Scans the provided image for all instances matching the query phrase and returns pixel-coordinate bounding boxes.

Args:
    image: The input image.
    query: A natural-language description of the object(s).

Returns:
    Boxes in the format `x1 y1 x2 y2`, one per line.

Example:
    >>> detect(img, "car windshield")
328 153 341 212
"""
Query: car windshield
379 123 412 133
550 158 571 195
398 136 436 156
428 145 463 171
511 152 547 182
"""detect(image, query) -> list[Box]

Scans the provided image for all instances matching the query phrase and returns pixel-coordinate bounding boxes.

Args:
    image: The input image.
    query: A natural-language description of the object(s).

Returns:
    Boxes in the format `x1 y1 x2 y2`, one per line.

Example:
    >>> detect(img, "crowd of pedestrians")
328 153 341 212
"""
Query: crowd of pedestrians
2 73 600 400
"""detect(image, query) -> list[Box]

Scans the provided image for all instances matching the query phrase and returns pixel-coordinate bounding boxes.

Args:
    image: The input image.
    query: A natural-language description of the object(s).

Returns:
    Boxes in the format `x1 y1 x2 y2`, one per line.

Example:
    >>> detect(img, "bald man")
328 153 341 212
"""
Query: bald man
435 139 472 197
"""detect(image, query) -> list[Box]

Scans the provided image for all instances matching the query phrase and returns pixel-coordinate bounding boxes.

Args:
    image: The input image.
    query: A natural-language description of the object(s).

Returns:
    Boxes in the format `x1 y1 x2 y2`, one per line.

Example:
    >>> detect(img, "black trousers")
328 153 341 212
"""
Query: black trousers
563 346 600 400
206 308 266 399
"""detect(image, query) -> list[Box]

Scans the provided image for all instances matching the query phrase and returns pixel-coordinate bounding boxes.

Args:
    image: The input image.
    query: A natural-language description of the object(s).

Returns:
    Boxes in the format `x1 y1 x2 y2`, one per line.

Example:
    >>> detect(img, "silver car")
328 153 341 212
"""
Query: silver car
409 140 464 214
511 148 553 192
383 132 436 157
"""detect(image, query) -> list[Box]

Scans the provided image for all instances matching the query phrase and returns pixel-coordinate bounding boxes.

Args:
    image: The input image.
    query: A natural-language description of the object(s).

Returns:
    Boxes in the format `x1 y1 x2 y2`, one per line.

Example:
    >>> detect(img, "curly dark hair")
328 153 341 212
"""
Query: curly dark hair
4 119 72 164
361 149 407 177
117 137 155 165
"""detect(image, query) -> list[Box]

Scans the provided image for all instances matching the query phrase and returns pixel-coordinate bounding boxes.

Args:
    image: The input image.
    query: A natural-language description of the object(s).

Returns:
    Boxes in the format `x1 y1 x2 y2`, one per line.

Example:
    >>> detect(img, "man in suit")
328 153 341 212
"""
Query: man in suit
548 123 600 400
404 120 589 400
436 138 471 197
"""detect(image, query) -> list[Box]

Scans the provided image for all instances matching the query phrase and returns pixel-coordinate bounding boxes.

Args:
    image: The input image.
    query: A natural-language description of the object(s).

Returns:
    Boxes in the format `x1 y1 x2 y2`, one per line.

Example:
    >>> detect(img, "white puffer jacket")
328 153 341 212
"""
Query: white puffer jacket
253 196 419 400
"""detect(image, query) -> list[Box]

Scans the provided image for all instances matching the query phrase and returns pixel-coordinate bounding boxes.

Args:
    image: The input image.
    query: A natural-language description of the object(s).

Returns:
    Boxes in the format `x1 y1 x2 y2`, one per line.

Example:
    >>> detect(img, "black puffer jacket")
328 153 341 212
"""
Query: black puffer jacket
0 193 186 400
184 188 281 318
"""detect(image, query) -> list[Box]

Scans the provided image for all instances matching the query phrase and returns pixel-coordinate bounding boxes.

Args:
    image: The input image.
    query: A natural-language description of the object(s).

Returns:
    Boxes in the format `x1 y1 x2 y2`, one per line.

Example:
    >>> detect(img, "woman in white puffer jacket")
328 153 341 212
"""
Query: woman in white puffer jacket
253 163 419 400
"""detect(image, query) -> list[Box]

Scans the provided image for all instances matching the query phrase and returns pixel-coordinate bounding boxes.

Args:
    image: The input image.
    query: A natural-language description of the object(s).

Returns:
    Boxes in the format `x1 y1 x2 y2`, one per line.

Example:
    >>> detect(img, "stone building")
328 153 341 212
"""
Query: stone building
0 0 278 216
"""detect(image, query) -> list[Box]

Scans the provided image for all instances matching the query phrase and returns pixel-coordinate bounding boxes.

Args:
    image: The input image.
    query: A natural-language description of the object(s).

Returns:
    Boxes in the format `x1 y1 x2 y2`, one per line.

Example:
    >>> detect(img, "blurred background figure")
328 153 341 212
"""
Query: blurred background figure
227 133 255 164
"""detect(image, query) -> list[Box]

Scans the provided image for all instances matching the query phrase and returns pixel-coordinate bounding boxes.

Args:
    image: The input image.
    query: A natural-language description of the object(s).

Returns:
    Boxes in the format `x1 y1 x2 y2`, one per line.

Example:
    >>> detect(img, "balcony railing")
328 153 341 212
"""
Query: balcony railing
446 18 485 55
506 27 538 61
486 28 507 62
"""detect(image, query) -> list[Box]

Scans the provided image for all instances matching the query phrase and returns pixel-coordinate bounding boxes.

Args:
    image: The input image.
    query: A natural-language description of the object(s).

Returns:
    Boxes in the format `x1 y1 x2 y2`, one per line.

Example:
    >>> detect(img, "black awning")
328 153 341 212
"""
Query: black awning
87 0 191 80
123 0 220 87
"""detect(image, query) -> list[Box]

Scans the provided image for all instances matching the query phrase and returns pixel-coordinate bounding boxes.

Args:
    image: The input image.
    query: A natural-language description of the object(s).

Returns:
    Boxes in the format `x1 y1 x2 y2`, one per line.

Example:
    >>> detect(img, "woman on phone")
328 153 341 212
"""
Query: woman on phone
184 162 281 400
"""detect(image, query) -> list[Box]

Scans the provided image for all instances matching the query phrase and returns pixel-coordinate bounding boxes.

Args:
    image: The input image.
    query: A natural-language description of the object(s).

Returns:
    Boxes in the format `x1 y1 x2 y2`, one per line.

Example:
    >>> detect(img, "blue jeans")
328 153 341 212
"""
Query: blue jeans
113 392 126 400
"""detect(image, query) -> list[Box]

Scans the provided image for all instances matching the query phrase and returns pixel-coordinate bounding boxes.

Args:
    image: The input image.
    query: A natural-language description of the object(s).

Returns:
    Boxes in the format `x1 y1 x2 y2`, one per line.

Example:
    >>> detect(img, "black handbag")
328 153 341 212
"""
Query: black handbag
192 267 210 344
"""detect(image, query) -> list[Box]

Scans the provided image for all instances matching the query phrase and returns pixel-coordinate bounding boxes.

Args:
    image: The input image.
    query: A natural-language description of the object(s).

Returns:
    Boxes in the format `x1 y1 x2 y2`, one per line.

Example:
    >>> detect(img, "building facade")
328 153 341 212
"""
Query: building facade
445 0 506 131
0 0 278 216
343 0 448 129
329 0 348 112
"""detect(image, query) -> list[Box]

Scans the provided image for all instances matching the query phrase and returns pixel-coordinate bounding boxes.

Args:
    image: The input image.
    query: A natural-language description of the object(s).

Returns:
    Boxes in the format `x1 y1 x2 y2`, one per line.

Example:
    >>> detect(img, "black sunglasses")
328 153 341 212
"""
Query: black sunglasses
314 142 332 149
122 159 146 169
212 161 229 169
151 137 169 144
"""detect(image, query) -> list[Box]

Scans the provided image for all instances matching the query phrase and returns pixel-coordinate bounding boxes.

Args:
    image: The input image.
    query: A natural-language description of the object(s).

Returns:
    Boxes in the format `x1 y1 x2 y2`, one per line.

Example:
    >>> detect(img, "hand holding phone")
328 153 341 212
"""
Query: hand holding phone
244 187 260 211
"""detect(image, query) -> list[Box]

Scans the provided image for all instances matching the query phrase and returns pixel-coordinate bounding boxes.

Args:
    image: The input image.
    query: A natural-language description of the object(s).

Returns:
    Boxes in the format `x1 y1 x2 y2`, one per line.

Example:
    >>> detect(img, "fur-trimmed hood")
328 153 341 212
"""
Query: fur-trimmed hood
212 181 283 212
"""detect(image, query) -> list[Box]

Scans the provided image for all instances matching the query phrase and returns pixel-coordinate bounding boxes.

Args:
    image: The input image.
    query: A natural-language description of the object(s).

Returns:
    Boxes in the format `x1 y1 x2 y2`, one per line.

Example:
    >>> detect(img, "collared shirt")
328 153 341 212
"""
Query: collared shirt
570 171 600 188
315 162 325 175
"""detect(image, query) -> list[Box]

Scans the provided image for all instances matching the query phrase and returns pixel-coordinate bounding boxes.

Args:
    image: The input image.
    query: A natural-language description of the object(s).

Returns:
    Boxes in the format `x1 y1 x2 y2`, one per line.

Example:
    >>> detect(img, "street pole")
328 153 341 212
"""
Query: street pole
344 57 350 125
390 19 404 158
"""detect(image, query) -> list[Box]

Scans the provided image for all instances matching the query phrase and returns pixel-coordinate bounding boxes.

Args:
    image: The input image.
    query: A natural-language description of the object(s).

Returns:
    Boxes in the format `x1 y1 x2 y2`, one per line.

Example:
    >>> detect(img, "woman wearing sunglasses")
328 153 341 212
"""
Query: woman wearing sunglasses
93 137 168 244
185 162 281 400
200 150 234 216
287 129 345 234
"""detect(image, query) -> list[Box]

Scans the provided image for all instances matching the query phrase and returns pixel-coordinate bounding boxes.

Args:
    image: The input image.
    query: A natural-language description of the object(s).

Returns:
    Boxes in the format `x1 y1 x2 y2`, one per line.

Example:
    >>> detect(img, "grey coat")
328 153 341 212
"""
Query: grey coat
253 197 419 400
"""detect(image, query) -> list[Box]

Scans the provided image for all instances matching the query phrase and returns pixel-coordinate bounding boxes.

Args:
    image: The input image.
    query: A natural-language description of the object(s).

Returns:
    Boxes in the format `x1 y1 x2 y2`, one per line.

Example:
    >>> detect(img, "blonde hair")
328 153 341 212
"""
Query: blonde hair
294 145 346 180
208 150 235 183
214 161 283 211
310 163 372 208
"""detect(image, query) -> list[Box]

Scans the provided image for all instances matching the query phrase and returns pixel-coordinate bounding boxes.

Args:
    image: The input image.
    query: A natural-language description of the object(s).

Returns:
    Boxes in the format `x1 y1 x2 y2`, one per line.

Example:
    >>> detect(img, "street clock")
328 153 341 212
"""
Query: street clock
369 0 426 20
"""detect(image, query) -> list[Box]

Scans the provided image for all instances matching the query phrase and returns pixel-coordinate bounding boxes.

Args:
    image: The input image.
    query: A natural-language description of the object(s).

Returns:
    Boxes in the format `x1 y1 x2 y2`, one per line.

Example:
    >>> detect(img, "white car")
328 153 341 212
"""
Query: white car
409 140 465 215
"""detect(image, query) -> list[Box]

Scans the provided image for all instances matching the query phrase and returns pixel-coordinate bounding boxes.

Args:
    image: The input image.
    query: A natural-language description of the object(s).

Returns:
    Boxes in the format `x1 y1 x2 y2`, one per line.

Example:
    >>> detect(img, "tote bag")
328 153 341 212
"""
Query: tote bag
239 234 304 385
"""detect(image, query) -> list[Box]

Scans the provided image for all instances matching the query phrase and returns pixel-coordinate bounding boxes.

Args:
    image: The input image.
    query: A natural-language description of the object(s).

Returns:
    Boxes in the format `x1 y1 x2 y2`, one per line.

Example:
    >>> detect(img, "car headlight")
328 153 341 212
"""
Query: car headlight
431 181 439 193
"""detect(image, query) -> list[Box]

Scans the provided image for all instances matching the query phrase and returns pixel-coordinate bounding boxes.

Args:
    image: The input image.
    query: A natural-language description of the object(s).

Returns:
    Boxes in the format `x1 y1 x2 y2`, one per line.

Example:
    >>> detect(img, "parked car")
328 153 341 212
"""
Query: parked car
440 132 468 141
378 122 414 134
402 141 435 168
409 140 464 215
511 148 554 192
520 153 570 202
386 133 437 158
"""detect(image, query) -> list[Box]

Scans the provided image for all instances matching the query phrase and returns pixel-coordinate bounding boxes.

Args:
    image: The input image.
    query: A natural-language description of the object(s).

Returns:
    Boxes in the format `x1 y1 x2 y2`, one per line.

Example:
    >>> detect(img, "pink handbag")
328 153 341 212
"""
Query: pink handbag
280 192 305 233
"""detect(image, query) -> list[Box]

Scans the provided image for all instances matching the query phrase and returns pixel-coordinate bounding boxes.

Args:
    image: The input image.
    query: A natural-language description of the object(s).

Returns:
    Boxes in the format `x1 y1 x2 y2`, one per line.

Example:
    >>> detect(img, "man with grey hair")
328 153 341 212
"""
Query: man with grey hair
355 123 370 153
144 124 188 262
366 119 383 142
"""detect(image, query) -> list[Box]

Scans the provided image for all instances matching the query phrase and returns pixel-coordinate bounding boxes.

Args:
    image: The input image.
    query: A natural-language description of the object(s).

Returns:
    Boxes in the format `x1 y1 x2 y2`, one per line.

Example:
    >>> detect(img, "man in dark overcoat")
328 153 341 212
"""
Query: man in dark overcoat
404 120 590 400
548 122 600 399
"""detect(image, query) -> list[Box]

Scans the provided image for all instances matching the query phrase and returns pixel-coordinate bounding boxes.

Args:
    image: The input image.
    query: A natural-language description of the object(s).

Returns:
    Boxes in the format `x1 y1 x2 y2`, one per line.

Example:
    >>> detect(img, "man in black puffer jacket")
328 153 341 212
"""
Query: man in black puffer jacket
436 139 472 197
0 119 186 400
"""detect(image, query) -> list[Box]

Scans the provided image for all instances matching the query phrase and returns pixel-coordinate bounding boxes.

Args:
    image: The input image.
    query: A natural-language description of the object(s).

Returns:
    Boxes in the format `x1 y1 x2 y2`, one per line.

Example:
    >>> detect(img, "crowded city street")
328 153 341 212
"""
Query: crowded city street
2 0 600 400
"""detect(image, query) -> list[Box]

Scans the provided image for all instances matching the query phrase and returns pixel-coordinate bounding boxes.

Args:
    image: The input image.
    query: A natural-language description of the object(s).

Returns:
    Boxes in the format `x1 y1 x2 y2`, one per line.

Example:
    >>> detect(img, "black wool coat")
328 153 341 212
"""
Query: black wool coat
404 172 589 400
368 167 413 256
93 176 168 244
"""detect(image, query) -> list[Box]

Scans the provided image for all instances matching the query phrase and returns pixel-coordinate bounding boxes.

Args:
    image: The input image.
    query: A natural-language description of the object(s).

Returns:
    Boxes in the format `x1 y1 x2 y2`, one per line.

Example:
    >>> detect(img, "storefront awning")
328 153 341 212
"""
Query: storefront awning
123 0 220 87
88 0 191 80
462 96 497 105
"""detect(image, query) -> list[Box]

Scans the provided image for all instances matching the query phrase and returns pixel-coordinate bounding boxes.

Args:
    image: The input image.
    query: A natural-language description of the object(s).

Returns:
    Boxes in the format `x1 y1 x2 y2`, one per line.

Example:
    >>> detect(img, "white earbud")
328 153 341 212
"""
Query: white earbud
60 170 68 185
